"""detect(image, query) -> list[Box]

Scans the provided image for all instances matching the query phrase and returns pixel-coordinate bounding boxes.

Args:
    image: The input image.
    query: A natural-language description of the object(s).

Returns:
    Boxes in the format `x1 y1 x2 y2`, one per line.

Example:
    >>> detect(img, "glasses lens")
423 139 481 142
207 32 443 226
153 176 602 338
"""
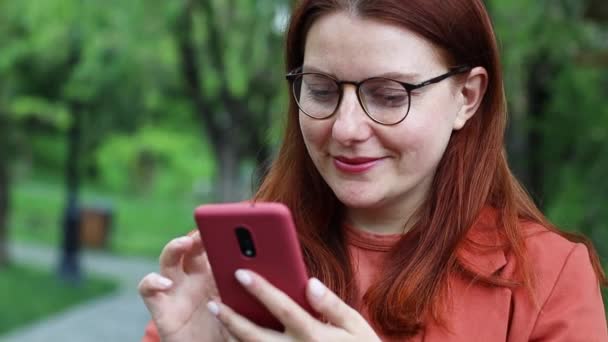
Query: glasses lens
292 74 339 119
359 78 410 124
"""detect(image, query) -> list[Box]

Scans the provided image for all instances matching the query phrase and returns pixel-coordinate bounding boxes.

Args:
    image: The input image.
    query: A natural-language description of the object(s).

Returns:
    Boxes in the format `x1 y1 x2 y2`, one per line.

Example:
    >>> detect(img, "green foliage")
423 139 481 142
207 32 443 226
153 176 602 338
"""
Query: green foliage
27 134 68 174
542 66 608 253
9 96 70 129
0 263 117 334
0 0 293 201
10 179 201 257
96 127 215 196
491 0 608 262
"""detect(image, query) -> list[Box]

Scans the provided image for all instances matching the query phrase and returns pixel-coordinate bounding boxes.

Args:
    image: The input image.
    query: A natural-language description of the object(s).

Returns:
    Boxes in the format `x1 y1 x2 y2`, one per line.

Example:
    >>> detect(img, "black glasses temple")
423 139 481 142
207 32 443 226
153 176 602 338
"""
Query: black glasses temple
411 65 472 89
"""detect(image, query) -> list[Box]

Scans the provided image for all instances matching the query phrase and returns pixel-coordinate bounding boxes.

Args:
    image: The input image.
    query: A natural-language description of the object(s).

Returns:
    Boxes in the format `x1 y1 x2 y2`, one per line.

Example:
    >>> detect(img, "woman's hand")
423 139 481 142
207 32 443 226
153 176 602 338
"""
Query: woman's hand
138 232 231 342
207 269 382 342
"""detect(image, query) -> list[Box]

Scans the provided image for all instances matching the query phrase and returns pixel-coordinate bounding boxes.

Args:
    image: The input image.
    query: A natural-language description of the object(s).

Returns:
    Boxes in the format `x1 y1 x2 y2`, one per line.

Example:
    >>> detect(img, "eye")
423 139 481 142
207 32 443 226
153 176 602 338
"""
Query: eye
372 89 408 106
362 80 409 108
307 84 335 94
301 75 339 103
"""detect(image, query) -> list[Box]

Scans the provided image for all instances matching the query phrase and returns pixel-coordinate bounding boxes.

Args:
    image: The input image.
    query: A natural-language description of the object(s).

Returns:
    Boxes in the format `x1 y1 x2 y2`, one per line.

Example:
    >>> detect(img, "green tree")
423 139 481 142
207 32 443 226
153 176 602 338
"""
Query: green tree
0 0 180 264
173 0 289 200
0 0 292 263
491 0 608 256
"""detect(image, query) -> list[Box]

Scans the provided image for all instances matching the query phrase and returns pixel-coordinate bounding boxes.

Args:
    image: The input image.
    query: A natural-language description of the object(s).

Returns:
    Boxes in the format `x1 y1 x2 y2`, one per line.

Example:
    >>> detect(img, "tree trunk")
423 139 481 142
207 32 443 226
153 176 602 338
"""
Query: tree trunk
505 108 530 187
215 138 243 202
251 143 272 191
0 170 10 267
585 0 608 23
58 106 82 282
175 0 276 203
0 114 11 267
526 56 554 210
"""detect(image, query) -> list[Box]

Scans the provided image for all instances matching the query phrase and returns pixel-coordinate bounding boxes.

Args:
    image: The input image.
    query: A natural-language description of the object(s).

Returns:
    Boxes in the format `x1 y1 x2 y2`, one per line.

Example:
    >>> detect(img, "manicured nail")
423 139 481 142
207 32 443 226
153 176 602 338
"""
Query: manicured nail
207 301 220 316
235 269 253 286
309 278 326 299
156 276 173 289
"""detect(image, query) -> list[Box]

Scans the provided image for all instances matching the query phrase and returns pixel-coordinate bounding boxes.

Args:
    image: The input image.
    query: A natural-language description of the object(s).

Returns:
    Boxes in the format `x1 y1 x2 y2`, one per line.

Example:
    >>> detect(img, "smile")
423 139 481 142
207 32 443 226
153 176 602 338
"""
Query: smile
333 156 384 174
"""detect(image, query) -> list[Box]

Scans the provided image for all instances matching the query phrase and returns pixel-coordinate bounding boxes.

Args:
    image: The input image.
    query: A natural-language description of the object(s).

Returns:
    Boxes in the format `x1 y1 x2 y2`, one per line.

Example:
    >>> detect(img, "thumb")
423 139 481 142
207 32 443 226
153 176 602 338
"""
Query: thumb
306 278 367 333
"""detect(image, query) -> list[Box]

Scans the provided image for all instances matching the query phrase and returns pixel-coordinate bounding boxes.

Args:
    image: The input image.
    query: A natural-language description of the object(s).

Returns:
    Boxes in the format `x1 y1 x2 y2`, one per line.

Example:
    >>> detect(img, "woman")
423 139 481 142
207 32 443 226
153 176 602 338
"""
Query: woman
139 0 608 341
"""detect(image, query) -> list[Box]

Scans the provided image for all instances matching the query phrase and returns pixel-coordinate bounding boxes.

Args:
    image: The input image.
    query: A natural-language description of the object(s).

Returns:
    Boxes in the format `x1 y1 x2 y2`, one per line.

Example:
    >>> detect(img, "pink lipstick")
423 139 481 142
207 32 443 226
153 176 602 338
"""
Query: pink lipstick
333 156 382 174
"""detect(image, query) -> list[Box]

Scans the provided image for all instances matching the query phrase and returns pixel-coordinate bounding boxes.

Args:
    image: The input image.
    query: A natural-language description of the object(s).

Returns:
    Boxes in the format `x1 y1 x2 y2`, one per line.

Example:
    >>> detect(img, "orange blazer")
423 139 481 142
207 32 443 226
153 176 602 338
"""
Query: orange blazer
142 221 608 341
413 223 608 341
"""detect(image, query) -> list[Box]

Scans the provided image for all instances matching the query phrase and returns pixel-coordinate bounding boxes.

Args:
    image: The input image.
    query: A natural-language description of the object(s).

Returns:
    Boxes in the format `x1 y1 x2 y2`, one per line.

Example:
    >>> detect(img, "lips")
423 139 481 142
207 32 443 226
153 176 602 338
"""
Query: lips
335 156 379 164
333 156 384 173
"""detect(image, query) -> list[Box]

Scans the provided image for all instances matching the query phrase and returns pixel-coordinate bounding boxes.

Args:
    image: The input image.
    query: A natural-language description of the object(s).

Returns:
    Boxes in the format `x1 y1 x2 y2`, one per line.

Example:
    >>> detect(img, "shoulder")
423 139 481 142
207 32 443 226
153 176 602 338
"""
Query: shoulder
512 223 608 340
460 212 582 279
460 211 606 339
522 223 579 267
513 222 597 299
520 223 593 293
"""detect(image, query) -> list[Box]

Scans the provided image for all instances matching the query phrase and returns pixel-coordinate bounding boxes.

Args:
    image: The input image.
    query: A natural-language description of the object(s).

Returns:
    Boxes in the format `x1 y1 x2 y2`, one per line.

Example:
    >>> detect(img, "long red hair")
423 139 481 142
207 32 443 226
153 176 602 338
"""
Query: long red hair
254 0 607 337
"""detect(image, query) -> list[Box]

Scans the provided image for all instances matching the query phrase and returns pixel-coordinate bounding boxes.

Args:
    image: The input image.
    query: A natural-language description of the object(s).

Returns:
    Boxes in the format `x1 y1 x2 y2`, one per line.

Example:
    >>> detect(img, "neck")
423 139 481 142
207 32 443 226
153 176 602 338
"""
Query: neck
345 196 423 235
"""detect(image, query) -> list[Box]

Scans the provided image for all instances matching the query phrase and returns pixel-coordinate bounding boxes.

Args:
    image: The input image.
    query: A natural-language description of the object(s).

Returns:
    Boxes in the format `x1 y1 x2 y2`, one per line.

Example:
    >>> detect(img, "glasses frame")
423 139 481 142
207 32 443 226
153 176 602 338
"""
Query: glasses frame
286 65 472 126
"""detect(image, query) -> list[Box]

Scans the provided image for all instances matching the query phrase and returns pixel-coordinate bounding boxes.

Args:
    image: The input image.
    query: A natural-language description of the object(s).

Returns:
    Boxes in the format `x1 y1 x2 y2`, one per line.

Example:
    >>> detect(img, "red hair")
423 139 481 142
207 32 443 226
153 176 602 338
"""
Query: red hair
255 0 607 337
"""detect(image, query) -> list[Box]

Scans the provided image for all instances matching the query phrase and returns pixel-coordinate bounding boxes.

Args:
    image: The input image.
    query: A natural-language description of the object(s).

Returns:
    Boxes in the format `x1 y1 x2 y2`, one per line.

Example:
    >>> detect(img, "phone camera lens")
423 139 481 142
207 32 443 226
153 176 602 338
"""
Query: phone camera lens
235 227 256 258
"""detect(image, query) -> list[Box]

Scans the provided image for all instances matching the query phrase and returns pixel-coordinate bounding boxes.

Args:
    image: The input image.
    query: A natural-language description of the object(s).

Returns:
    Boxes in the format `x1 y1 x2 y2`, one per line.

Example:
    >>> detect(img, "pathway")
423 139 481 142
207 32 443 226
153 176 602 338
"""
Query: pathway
1 243 158 342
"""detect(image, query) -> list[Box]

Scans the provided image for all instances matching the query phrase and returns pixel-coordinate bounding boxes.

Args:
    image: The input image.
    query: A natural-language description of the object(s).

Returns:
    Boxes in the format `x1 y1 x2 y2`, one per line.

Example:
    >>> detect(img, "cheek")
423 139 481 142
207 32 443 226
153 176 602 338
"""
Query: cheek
299 116 332 150
409 94 459 140
384 106 456 164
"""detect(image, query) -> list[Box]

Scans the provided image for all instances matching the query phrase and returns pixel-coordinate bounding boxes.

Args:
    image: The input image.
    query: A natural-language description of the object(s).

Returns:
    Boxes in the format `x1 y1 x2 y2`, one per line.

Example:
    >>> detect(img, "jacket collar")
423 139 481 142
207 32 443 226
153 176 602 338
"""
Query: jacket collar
457 208 508 276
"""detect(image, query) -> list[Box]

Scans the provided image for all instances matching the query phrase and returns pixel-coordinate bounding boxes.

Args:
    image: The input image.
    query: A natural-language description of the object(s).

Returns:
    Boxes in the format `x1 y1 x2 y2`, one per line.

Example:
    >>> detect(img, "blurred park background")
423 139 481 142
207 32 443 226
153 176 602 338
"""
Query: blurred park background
0 0 606 339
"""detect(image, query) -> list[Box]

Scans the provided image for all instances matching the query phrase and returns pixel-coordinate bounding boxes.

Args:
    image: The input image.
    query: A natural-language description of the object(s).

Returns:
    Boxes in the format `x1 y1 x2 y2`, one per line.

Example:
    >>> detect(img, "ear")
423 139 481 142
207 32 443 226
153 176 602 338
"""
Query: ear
453 66 488 130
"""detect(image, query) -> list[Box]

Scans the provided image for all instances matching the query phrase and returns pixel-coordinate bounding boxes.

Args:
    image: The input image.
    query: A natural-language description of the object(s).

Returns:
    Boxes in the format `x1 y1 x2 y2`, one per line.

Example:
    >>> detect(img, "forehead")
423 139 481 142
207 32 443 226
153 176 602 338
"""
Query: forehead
303 12 446 81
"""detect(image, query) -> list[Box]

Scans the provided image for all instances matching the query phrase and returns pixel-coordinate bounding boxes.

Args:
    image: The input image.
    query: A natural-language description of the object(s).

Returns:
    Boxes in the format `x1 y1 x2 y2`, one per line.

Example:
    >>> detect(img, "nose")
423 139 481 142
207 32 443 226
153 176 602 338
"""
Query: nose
331 84 372 144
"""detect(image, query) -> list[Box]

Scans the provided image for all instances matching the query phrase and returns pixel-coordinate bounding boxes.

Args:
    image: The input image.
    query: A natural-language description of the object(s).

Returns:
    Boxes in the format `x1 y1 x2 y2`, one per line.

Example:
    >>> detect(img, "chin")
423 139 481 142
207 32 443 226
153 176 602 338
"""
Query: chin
322 177 380 206
333 190 385 210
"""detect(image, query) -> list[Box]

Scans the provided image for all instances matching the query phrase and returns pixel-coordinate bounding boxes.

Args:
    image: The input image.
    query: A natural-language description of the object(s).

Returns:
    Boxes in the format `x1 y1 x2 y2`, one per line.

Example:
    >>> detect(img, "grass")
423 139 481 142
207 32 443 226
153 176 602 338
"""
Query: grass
9 178 204 257
0 263 118 335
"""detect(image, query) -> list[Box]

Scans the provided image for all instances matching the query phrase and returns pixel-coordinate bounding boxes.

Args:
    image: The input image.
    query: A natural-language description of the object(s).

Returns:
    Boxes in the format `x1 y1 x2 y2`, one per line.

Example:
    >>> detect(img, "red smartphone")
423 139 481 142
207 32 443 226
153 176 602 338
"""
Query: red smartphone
194 202 313 331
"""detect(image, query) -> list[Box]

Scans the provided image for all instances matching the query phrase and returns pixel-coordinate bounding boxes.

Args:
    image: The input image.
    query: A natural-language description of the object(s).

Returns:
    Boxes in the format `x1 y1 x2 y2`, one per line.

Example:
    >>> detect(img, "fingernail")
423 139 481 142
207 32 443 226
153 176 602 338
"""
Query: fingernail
235 269 253 286
309 278 326 299
207 301 220 316
156 276 173 289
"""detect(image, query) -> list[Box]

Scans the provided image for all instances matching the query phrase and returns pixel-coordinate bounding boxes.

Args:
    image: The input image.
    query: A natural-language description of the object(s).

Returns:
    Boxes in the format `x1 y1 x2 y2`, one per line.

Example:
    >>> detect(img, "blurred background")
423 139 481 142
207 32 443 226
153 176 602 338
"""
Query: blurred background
0 0 606 340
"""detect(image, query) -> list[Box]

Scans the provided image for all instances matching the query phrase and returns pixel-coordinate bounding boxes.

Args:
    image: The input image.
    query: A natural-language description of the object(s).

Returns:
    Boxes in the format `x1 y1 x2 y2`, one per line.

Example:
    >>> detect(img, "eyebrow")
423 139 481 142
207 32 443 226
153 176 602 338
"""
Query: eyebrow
301 65 421 82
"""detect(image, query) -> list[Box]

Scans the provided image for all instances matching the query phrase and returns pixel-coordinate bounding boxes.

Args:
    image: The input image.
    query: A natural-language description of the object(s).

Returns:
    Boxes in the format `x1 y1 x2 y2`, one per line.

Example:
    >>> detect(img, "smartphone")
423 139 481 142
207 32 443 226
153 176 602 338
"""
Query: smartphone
194 202 313 331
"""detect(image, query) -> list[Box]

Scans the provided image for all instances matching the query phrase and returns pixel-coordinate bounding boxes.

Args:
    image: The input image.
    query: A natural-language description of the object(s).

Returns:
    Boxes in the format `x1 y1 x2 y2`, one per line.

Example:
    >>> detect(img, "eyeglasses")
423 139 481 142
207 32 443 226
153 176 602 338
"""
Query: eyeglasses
285 65 471 126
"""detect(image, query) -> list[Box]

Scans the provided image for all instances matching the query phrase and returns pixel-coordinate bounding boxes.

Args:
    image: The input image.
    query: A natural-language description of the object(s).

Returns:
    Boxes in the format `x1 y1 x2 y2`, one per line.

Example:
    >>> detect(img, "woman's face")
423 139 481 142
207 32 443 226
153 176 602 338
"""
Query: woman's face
299 12 471 219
